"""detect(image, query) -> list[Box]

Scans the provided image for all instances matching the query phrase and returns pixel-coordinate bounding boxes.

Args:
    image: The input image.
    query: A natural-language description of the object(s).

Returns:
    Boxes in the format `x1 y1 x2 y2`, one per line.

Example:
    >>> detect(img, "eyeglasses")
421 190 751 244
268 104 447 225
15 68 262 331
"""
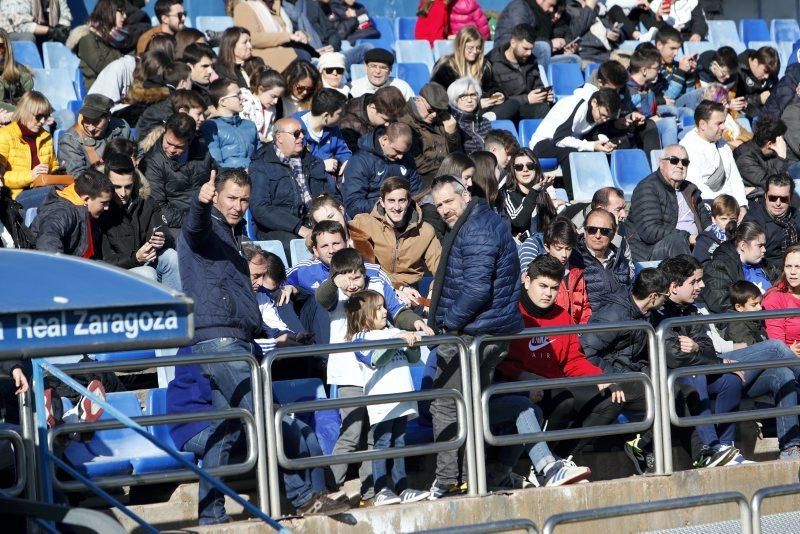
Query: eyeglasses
464 45 481 53
585 226 613 237
170 11 187 19
323 67 345 75
662 156 691 166
513 162 538 171
458 93 479 101
34 113 49 121
295 85 315 95
221 92 241 101
768 194 790 203
277 129 304 139
367 63 391 72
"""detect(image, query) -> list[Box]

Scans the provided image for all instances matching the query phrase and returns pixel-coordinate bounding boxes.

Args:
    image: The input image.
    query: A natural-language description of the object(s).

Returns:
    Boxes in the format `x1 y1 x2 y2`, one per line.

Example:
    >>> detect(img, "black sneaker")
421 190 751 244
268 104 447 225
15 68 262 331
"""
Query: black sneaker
296 493 350 516
624 435 655 474
693 445 739 468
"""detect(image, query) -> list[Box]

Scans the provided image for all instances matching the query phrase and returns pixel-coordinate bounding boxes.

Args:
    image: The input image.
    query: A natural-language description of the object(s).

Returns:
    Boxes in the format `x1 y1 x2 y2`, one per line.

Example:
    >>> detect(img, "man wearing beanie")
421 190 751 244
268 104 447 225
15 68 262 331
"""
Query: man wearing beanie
398 82 462 184
350 48 415 100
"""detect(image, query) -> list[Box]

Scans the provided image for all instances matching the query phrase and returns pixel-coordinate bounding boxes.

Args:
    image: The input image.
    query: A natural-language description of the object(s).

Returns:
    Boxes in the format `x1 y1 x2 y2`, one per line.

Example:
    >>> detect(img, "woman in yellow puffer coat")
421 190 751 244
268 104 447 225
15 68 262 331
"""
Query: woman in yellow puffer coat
0 90 58 209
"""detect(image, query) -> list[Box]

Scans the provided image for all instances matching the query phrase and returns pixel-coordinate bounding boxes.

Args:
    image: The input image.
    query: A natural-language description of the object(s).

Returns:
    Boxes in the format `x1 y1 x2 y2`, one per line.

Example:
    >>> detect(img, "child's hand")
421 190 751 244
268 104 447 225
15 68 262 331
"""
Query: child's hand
413 320 434 336
400 331 422 346
333 274 351 291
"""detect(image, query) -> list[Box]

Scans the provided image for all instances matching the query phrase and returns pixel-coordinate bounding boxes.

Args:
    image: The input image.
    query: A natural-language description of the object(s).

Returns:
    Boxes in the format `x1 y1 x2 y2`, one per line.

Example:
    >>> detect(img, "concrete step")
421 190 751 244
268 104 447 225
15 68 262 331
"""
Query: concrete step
648 511 800 534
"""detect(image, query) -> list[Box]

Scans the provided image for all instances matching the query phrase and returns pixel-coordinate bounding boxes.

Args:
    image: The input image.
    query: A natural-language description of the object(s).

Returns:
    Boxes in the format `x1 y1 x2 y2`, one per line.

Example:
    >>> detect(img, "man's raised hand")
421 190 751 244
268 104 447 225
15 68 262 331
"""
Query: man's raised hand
198 170 217 204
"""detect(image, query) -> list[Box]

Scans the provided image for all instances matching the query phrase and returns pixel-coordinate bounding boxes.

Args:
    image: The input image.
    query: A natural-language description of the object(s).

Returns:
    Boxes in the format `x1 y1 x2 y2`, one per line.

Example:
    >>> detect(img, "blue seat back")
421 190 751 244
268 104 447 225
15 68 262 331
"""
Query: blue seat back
634 260 661 278
395 40 434 71
748 41 779 53
194 16 233 34
518 119 542 148
568 152 614 202
92 349 156 362
618 40 640 53
397 62 430 94
771 19 800 43
371 16 395 43
42 42 80 70
650 149 663 171
610 149 651 198
184 0 226 19
708 20 740 46
12 41 43 69
251 240 289 267
244 208 255 239
681 41 715 58
395 17 417 41
87 392 143 456
740 18 770 45
490 119 519 143
33 68 78 110
584 62 599 82
433 39 454 60
548 63 583 99
273 378 340 454
144 388 178 449
289 238 312 266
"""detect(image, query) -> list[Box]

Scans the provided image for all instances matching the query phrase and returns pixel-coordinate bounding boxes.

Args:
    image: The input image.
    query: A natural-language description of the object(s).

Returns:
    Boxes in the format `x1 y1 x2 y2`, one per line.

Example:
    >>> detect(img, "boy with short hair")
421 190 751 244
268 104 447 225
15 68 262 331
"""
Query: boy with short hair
693 194 739 265
296 88 352 180
726 280 766 346
200 78 259 168
628 46 678 147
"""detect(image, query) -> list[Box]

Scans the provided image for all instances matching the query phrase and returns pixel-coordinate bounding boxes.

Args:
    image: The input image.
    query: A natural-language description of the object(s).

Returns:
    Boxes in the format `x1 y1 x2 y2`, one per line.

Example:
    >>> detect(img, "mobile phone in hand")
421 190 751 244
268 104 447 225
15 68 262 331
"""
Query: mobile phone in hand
150 225 165 239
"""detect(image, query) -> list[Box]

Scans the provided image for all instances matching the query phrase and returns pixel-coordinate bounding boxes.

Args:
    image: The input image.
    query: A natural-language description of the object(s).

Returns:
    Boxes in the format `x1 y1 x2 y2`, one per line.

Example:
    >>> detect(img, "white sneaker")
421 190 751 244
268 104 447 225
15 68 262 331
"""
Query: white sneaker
543 456 592 487
398 488 430 503
373 488 401 506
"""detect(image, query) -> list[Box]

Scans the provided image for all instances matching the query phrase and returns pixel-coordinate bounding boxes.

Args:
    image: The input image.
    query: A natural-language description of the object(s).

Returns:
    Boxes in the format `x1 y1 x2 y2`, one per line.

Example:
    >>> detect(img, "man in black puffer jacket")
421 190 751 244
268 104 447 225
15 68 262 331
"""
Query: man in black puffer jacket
626 144 710 262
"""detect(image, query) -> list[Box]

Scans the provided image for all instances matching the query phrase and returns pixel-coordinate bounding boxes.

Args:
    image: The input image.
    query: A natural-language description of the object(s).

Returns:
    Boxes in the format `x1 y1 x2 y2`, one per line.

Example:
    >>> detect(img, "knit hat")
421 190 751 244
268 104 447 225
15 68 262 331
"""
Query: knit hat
419 82 449 112
364 48 395 67
318 52 346 71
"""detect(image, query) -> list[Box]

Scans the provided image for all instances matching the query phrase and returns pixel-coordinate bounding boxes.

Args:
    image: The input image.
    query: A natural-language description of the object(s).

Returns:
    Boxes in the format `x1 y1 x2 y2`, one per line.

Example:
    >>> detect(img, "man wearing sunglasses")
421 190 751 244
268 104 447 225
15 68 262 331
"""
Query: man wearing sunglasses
574 208 632 309
742 173 800 280
136 0 185 55
627 143 711 262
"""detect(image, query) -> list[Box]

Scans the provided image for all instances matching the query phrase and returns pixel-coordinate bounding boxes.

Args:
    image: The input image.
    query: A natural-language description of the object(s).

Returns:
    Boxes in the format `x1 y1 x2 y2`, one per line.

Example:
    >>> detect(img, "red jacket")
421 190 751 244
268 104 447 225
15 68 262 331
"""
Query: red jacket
557 265 592 325
498 300 603 381
449 0 491 40
763 286 800 346
415 0 450 45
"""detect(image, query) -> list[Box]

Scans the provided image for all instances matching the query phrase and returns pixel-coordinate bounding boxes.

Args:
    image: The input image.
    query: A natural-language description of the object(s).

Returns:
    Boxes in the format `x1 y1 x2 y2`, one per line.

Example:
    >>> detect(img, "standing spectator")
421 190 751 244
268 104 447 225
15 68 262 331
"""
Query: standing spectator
240 67 286 143
500 147 557 241
136 0 184 55
0 0 71 44
139 113 215 233
200 78 259 169
339 85 405 152
448 76 491 154
398 82 462 185
295 88 351 182
318 52 350 97
742 174 800 281
415 0 450 45
74 0 136 92
693 194 738 265
680 100 748 207
0 29 33 117
342 122 422 217
629 0 707 42
350 48 415 100
735 47 780 120
574 208 632 309
485 24 553 123
181 43 217 105
281 59 320 116
249 117 338 251
426 175 522 499
627 144 709 262
322 0 380 46
0 91 57 209
733 116 788 196
58 94 132 176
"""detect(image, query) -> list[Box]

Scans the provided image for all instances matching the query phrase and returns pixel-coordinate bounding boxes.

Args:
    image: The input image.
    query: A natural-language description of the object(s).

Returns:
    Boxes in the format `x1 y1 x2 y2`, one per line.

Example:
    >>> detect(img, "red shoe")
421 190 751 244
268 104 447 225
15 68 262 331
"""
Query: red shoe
78 379 106 423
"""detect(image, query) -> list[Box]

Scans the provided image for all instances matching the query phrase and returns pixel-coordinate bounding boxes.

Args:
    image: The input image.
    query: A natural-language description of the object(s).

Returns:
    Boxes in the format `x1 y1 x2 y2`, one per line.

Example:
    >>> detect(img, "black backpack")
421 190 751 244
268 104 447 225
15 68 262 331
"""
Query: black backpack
0 186 35 249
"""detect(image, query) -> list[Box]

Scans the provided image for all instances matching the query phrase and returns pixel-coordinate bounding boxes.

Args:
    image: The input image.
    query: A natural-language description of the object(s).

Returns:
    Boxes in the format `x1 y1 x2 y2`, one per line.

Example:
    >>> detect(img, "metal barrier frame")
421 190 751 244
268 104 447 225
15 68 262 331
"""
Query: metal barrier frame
655 307 800 473
263 335 474 517
415 518 538 533
751 483 800 534
542 491 752 534
0 428 26 496
471 321 663 494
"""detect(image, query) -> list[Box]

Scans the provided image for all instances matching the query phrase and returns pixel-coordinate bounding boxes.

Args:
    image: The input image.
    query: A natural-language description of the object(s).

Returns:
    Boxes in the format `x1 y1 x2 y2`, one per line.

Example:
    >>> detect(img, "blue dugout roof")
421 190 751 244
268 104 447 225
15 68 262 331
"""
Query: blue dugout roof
0 250 194 359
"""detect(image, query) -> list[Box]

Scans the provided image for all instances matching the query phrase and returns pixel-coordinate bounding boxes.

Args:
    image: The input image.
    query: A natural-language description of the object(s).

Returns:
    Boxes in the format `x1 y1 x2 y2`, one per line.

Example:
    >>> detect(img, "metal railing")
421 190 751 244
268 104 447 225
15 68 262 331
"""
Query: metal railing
415 518 538 533
751 483 800 534
0 428 26 496
542 491 752 534
263 335 474 517
655 307 800 473
470 321 663 494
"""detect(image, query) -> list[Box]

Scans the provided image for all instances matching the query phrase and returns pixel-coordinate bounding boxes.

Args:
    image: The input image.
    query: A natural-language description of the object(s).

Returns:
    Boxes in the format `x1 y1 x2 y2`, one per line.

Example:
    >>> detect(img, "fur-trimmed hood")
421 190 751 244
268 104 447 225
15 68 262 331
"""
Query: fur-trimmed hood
125 82 170 105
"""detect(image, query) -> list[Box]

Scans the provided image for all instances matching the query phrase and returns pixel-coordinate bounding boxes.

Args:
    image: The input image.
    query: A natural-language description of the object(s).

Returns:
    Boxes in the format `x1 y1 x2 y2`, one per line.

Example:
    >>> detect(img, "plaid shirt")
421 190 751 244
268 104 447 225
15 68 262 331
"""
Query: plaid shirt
274 145 311 205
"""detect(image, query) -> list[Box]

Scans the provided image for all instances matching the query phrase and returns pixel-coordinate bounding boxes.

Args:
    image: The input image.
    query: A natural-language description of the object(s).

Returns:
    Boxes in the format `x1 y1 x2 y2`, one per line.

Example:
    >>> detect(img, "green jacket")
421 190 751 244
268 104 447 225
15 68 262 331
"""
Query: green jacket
76 31 124 91
0 64 34 112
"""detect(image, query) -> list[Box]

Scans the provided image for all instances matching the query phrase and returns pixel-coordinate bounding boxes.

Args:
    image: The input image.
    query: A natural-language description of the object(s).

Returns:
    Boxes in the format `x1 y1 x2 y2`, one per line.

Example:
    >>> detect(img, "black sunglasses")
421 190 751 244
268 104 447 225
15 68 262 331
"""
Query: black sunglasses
323 67 345 75
513 162 538 171
662 156 691 166
585 226 613 237
277 129 304 139
768 194 790 203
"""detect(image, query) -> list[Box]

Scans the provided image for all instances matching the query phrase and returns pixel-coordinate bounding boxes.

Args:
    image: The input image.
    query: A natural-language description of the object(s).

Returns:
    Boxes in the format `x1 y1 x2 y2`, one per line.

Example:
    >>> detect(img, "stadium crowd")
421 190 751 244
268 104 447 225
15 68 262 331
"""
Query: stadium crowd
4 0 800 526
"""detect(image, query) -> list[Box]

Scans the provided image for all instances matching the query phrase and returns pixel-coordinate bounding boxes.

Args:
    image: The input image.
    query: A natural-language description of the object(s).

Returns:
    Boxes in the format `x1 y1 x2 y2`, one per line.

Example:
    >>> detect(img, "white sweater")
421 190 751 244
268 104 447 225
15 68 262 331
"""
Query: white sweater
679 128 747 206
350 76 415 100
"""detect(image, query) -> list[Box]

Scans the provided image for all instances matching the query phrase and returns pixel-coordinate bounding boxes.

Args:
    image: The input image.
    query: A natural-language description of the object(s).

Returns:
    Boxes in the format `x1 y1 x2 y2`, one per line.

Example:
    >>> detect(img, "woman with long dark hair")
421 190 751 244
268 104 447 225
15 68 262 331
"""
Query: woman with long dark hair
0 29 33 123
280 59 320 116
75 0 136 90
501 147 557 241
215 26 253 88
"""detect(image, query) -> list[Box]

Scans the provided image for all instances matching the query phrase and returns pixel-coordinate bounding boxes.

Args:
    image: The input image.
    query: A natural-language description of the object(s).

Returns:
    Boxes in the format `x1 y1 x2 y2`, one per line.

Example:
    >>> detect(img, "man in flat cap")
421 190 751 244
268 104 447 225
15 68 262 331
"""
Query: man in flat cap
350 48 415 100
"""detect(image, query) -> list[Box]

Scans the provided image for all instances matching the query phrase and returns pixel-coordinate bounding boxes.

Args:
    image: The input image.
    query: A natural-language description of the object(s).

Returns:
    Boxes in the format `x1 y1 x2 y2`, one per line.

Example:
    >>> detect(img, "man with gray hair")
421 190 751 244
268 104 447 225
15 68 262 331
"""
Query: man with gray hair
626 144 711 262
426 175 523 499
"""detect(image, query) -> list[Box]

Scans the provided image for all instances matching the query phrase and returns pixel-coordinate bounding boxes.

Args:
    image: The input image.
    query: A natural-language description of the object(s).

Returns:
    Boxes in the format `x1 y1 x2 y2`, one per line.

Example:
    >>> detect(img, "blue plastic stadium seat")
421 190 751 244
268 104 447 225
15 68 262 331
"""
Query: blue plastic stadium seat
356 37 394 54
397 62 430 94
252 240 288 267
371 15 395 43
748 41 779 53
708 20 740 46
395 17 417 41
518 119 542 148
244 209 255 239
194 16 233 34
12 41 43 69
490 119 519 143
289 239 312 266
33 68 78 110
681 41 715 58
771 19 800 43
650 149 663 171
92 349 156 362
63 440 132 478
568 152 615 201
42 42 80 70
681 115 695 128
610 149 651 198
68 99 81 121
24 207 37 227
395 40 434 72
634 260 661 278
433 40 454 61
144 388 194 462
273 378 340 456
584 62 599 82
548 63 583 100
740 19 770 46
183 0 226 20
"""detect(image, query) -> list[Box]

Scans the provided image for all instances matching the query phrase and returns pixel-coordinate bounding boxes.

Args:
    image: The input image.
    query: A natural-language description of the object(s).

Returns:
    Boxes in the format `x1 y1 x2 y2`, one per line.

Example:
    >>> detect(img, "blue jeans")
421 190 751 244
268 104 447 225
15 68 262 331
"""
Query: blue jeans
280 416 328 509
371 416 407 493
534 41 581 73
654 117 678 147
677 372 742 449
723 340 800 450
16 186 53 211
130 247 182 290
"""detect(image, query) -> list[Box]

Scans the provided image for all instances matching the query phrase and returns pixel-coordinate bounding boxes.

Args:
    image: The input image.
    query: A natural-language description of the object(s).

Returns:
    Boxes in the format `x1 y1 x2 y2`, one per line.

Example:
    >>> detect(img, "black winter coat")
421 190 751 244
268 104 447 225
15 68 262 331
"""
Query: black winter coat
763 63 800 119
100 196 174 269
741 200 800 281
736 50 778 119
485 44 545 106
573 235 632 310
31 188 97 257
650 299 718 369
700 240 745 314
733 139 788 191
692 228 725 266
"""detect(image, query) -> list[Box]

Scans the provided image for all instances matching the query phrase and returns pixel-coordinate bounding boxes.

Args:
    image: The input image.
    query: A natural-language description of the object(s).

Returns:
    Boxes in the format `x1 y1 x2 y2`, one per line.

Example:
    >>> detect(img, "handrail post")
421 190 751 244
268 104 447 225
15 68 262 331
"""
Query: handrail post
18 387 37 502
261 353 282 517
469 336 487 495
645 328 666 475
656 327 673 474
459 339 478 497
751 483 800 534
249 356 270 515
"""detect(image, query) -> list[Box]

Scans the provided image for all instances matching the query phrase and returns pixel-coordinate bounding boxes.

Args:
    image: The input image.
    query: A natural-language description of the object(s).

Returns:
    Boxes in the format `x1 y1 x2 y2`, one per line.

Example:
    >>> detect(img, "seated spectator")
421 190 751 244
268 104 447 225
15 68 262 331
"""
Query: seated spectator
281 60 320 116
627 144 709 261
448 76 491 154
693 194 738 265
0 0 71 44
399 82 462 184
136 0 184 55
88 53 138 109
501 147 557 241
58 94 132 176
138 88 208 152
591 185 628 235
350 48 415 101
240 66 286 143
497 255 627 458
726 280 767 346
679 106 750 200
308 194 376 263
295 88 351 182
175 27 207 58
581 267 670 473
565 0 639 65
182 43 217 105
433 27 510 119
339 85 405 152
764 245 800 360
232 1 308 74
200 78 259 169
628 46 678 147
469 150 502 208
140 113 215 233
733 116 788 197
735 46 780 119
529 88 621 199
135 61 193 141
702 221 771 313
573 208 632 309
318 52 349 97
436 152 475 186
485 24 553 122
742 173 800 281
214 27 255 89
249 117 338 251
100 153 180 289
652 25 696 105
116 46 172 129
484 129 519 187
73 0 136 91
342 122 422 217
0 29 33 119
629 0 707 42
322 0 380 47
0 91 57 209
782 93 800 172
350 176 441 298
32 170 112 256
545 216 592 324
696 45 739 91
